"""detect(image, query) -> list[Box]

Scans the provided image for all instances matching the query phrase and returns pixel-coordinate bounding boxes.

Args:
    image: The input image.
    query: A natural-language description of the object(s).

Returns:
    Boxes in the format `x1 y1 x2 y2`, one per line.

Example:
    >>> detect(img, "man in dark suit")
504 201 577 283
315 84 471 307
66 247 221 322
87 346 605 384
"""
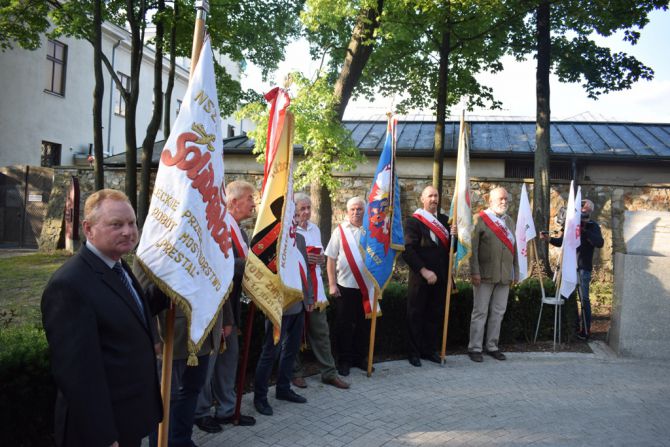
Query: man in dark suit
41 189 162 447
403 186 452 367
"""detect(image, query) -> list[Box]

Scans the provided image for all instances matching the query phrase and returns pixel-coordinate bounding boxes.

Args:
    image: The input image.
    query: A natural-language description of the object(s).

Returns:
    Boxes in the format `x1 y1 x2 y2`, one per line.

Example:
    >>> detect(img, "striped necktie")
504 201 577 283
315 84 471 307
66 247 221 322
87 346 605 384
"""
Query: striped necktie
113 262 145 318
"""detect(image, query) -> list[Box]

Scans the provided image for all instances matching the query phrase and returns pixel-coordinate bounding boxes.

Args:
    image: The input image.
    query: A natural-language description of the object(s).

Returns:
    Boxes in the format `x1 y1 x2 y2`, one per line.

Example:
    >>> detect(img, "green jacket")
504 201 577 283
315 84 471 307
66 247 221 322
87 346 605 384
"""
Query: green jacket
470 211 519 285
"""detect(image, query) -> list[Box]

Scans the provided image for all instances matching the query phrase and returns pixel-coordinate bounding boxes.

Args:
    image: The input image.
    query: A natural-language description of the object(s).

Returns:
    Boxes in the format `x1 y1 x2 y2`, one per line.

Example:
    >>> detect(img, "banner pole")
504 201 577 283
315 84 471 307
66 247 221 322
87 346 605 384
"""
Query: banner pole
233 301 256 424
440 111 465 366
157 3 208 445
157 304 175 447
440 237 457 365
366 296 379 377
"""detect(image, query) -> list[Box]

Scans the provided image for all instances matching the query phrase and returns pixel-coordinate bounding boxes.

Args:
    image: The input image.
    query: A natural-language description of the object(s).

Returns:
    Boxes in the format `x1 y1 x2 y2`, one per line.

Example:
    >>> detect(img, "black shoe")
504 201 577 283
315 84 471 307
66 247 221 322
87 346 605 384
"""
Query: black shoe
254 398 273 416
276 389 307 403
421 352 442 364
338 363 350 377
576 331 589 341
194 416 223 433
486 350 506 361
215 414 256 426
468 351 483 363
408 356 422 367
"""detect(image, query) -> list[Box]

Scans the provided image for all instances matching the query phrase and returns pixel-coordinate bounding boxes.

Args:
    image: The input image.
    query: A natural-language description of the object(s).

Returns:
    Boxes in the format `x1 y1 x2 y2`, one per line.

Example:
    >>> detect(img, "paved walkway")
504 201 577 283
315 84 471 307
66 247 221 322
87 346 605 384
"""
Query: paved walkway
187 341 670 447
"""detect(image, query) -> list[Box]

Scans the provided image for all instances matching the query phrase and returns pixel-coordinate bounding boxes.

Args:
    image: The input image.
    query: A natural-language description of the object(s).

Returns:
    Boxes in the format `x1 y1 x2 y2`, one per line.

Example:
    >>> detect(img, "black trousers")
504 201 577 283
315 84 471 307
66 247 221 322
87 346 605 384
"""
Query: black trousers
406 277 446 358
335 284 370 366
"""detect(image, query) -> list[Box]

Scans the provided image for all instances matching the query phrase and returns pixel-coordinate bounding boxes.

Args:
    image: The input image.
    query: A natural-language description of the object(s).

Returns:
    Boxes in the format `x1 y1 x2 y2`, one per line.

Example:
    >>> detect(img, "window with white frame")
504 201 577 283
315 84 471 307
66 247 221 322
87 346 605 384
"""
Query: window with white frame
114 72 131 116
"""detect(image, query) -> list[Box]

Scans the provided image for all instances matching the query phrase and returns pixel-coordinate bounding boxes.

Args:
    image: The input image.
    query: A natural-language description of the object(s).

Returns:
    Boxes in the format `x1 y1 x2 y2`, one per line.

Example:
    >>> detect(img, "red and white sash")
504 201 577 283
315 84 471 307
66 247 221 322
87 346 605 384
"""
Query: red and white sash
479 209 515 254
228 216 248 259
339 224 375 315
413 209 450 249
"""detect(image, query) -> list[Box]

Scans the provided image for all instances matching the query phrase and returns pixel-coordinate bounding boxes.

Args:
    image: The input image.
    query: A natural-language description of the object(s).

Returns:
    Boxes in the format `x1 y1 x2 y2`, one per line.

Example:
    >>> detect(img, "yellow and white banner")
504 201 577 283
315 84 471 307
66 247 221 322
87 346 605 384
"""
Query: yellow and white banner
243 88 304 331
136 38 234 358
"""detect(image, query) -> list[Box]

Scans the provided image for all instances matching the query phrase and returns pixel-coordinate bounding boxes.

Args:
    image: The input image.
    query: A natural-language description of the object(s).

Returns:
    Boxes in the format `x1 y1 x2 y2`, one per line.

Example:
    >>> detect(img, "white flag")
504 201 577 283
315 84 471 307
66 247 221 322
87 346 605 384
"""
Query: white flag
136 38 234 357
559 181 582 298
515 184 537 281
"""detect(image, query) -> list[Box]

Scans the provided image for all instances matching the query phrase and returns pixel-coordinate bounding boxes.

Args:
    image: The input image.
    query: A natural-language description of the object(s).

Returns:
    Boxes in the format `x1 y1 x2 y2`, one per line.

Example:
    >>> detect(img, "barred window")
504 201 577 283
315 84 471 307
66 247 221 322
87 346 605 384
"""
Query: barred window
504 160 573 180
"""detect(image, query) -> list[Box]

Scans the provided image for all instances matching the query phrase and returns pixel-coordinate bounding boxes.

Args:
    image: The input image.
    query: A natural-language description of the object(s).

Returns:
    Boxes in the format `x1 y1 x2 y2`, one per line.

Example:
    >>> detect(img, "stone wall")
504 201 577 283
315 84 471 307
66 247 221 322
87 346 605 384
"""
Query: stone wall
45 166 670 280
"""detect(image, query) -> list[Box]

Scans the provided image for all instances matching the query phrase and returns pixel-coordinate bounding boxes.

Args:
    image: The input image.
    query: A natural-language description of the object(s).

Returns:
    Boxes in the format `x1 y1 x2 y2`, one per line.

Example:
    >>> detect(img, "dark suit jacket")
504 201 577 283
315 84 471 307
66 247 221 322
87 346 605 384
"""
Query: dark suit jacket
41 244 162 447
403 212 452 285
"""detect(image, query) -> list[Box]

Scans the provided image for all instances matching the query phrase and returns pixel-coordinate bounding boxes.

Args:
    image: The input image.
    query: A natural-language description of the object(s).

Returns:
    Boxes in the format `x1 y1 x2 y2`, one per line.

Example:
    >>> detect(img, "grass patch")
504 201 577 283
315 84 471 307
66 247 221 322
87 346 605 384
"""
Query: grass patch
0 252 72 328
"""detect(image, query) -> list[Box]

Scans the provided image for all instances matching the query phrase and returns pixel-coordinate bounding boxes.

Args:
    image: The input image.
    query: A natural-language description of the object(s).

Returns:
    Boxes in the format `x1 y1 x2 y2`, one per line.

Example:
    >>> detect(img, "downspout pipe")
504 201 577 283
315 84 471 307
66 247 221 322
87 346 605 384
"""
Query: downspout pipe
106 39 122 155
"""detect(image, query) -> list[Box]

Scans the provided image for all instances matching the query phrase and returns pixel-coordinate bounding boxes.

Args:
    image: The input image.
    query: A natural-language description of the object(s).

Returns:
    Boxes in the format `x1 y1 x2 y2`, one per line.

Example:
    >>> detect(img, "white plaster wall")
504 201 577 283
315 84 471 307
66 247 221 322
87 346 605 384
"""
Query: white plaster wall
584 162 670 184
0 22 244 167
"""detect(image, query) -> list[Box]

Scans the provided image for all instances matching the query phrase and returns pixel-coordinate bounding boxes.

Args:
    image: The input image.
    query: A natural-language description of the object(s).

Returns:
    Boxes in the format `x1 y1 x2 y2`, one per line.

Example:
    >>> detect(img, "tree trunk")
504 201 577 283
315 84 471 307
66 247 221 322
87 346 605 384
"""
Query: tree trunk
138 0 164 227
534 0 551 274
163 0 177 137
432 23 450 212
92 0 104 190
124 0 145 212
316 0 384 240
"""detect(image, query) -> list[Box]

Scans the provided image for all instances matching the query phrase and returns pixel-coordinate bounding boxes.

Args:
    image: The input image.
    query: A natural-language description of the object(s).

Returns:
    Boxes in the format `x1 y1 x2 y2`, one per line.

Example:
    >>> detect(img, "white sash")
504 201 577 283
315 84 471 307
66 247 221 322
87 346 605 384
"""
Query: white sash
484 209 515 246
340 224 375 313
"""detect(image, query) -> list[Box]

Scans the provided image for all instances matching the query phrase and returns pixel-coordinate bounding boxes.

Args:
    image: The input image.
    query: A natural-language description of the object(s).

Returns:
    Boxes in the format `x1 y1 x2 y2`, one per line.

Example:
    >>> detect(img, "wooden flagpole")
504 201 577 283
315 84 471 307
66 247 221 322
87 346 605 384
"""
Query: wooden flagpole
367 295 380 377
439 111 465 365
157 2 208 445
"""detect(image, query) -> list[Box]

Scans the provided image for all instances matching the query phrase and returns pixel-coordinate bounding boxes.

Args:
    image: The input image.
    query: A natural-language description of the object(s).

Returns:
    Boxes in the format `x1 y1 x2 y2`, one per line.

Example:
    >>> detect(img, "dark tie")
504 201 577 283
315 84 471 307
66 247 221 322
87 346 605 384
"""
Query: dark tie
113 262 145 318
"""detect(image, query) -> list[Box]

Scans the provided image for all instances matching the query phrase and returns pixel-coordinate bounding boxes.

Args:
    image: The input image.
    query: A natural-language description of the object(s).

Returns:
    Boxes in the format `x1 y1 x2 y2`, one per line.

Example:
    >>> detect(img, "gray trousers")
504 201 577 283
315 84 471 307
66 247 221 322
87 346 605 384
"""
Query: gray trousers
194 326 239 419
292 307 338 381
468 282 509 353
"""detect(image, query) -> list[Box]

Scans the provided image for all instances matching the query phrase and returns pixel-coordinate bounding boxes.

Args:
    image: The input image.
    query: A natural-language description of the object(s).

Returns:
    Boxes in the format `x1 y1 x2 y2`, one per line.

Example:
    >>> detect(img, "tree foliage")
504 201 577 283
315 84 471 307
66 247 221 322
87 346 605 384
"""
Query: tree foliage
0 0 51 51
236 72 361 192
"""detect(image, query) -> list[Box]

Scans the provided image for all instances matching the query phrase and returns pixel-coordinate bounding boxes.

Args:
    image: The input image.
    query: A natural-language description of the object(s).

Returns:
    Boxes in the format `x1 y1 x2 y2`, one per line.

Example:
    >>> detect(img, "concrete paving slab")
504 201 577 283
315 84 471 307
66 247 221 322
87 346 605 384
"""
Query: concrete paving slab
154 345 670 446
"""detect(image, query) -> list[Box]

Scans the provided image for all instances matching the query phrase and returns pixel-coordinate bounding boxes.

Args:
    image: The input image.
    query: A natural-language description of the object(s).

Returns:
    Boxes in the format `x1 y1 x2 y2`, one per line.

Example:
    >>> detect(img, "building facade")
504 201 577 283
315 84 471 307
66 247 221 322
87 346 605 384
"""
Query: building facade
0 21 244 167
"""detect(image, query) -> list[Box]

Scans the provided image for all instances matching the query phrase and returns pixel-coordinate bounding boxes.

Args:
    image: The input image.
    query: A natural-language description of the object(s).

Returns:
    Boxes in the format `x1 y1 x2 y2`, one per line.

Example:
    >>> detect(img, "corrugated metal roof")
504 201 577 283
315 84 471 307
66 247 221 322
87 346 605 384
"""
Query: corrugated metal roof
104 120 670 166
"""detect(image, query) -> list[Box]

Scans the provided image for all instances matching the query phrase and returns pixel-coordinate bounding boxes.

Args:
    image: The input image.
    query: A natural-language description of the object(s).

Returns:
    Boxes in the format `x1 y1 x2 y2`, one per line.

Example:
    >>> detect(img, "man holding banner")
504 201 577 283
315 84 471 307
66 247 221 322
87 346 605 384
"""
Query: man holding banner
194 180 258 432
134 37 235 447
468 187 518 362
326 197 373 377
253 228 314 416
291 193 350 390
403 186 453 367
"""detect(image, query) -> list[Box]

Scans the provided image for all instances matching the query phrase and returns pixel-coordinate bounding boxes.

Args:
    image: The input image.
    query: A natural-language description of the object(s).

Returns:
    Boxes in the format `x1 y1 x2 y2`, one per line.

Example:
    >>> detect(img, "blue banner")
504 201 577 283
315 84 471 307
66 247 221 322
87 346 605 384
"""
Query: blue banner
360 117 404 298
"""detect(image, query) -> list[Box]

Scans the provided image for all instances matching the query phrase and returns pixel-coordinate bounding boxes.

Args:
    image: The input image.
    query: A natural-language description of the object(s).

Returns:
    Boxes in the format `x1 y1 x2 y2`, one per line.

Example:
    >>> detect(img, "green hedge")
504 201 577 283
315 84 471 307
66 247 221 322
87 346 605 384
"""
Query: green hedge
0 326 56 447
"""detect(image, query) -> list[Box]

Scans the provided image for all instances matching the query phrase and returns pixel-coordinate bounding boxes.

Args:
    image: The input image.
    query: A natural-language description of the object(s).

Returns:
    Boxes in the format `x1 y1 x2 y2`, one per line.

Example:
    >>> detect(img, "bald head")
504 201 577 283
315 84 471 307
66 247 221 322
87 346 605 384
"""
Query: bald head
420 186 439 214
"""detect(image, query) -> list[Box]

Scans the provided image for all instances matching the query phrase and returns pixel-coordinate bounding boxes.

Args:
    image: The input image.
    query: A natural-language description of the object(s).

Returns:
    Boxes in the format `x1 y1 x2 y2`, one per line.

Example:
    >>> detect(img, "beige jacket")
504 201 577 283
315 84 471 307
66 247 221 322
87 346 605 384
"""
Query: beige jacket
470 211 519 285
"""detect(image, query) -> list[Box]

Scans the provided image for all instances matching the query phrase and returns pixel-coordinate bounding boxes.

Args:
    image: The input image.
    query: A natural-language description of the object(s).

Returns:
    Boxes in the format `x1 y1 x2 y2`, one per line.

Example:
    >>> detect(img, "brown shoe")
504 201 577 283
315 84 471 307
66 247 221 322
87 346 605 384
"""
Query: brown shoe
322 376 350 389
291 377 307 388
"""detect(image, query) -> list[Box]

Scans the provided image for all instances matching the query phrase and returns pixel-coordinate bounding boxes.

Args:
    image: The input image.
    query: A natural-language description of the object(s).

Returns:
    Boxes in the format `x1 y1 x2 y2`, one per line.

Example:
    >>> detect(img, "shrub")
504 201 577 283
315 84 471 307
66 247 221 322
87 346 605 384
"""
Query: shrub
0 326 56 447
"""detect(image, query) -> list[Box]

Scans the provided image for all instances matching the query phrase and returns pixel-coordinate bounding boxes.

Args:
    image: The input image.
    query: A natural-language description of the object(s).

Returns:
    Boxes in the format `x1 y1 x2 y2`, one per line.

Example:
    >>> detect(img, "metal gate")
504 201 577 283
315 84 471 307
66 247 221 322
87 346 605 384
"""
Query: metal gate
0 166 53 248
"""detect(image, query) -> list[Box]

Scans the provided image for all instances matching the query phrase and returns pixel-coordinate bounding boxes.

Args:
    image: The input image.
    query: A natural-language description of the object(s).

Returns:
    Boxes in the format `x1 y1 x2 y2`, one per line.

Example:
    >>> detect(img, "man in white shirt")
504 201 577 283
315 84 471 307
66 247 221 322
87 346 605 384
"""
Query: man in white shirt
291 193 349 389
325 196 371 377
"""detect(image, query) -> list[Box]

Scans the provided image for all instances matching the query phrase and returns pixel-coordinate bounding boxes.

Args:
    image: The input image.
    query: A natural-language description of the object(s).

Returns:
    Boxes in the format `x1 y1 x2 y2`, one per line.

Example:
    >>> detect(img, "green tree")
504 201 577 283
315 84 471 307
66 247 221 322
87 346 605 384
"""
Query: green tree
237 72 361 193
302 0 385 240
0 0 51 51
358 0 532 205
523 0 668 271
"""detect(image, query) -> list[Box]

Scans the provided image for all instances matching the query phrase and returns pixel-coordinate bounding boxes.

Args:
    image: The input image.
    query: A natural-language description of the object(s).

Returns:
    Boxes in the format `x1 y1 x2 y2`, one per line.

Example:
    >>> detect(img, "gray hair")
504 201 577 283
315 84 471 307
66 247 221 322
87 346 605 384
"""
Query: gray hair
346 196 365 209
294 192 311 205
226 180 255 200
